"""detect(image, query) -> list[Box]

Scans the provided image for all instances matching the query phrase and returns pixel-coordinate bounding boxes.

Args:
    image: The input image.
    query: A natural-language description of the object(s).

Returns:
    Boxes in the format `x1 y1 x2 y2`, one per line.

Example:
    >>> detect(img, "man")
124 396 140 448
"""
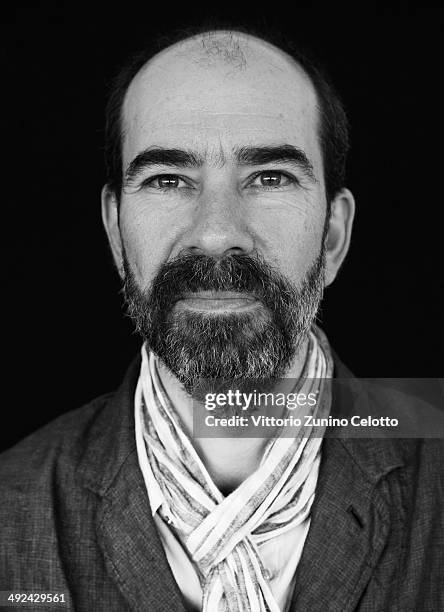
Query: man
0 27 442 611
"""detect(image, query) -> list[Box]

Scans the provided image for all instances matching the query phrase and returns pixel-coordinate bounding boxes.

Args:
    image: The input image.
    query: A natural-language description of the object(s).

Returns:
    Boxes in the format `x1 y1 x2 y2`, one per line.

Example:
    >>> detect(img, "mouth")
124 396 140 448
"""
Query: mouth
174 291 261 313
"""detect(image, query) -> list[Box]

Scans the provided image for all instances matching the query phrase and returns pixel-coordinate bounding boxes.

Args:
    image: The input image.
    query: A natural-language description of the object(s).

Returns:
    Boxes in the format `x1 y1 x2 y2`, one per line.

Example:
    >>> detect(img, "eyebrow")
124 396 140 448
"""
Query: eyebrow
124 148 204 183
235 145 316 181
124 144 316 184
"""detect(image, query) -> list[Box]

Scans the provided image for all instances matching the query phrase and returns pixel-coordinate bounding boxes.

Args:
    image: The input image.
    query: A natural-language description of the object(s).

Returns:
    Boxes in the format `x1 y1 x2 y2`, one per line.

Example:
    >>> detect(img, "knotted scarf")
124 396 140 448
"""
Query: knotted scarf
135 325 333 611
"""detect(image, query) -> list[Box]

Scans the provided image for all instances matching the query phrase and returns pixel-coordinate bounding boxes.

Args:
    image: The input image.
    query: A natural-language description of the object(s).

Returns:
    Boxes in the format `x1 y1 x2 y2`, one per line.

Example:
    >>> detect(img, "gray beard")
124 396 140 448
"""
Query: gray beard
122 248 326 400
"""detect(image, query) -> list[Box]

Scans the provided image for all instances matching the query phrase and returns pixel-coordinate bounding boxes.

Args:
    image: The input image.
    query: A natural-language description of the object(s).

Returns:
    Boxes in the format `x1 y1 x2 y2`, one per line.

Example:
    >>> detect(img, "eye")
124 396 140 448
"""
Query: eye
141 174 189 190
249 171 297 189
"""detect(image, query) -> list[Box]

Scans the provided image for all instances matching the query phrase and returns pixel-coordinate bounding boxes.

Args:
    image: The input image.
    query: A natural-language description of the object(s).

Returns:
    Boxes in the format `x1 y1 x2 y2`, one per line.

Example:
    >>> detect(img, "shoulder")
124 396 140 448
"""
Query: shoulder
0 391 119 585
0 354 141 495
0 356 141 586
0 392 115 495
331 353 444 492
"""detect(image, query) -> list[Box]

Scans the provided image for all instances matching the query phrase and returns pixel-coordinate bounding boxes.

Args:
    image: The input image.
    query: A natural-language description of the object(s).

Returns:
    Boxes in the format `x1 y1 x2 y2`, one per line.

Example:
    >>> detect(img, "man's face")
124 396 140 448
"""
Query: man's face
113 36 330 393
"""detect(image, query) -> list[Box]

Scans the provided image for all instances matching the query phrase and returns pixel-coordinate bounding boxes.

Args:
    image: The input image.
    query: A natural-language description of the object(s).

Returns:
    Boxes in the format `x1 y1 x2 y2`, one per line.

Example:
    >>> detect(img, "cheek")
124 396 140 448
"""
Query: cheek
250 201 326 282
118 205 176 287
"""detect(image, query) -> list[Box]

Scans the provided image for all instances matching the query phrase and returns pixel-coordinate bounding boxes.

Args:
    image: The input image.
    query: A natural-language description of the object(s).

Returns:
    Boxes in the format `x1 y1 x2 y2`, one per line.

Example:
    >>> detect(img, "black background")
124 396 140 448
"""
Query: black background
1 4 443 451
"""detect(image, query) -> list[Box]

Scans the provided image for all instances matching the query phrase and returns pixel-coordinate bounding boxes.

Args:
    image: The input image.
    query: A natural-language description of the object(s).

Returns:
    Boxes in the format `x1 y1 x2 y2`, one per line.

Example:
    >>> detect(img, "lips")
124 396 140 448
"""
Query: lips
174 291 260 312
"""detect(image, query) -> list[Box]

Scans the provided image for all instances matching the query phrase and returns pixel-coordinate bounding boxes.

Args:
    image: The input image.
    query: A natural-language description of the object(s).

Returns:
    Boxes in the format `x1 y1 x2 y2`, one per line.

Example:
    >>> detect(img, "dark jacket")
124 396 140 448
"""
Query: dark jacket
0 356 443 611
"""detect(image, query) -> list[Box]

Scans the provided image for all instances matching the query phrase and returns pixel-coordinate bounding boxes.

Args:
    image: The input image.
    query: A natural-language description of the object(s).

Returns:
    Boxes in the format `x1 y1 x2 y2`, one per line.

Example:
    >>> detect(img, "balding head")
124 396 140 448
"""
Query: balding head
121 31 320 197
104 28 349 206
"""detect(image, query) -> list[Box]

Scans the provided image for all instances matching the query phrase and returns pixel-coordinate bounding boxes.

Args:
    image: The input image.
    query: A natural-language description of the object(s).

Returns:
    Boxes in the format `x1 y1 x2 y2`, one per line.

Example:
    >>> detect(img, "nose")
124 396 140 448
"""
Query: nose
182 189 254 257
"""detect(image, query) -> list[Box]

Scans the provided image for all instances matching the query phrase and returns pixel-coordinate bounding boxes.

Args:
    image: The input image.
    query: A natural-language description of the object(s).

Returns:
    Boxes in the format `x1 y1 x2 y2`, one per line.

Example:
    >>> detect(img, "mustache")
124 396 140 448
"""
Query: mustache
140 252 298 310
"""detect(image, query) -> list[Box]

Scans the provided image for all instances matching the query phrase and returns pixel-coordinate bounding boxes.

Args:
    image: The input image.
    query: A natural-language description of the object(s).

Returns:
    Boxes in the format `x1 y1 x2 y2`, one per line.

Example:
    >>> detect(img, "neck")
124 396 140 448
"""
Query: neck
157 338 309 495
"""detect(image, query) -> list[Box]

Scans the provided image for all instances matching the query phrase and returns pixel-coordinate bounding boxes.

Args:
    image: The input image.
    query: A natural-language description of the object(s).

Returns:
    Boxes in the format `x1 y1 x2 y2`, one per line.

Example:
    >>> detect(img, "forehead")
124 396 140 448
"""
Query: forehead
122 35 321 167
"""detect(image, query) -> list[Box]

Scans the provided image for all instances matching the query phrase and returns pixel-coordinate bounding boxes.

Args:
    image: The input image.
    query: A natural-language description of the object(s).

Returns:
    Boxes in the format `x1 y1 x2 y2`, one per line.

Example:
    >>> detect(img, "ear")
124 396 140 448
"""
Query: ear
324 188 355 287
101 184 124 278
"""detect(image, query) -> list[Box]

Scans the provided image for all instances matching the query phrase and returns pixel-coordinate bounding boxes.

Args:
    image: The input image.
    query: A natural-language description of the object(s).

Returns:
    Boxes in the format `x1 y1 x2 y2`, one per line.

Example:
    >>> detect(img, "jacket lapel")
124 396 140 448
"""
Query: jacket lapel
96 454 186 612
289 437 392 611
77 355 187 611
290 358 405 611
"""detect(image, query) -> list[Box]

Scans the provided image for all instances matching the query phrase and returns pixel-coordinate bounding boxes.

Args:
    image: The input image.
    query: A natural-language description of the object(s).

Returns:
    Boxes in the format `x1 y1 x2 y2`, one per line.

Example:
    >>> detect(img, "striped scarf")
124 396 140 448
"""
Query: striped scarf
135 326 333 612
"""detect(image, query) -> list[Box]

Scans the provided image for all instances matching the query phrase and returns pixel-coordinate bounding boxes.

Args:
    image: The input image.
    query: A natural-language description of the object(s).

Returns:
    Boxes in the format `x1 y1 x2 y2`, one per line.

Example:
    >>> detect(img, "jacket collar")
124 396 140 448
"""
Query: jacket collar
76 355 141 497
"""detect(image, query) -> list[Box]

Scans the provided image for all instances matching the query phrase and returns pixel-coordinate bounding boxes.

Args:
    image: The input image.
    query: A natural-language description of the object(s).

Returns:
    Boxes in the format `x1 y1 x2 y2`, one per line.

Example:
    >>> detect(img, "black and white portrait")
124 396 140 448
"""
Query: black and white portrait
1 6 443 611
